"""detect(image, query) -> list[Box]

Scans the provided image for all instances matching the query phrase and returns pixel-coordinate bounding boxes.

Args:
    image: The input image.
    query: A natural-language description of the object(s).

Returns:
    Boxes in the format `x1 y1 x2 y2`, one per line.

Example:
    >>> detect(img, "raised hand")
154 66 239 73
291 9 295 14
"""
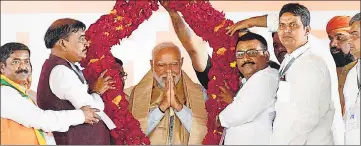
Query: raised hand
90 70 116 95
159 0 174 12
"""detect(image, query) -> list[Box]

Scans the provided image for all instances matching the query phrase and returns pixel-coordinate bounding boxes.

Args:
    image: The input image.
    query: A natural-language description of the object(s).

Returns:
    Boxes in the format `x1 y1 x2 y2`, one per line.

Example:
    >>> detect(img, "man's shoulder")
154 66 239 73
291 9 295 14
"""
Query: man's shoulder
124 86 135 96
255 67 279 80
1 86 22 98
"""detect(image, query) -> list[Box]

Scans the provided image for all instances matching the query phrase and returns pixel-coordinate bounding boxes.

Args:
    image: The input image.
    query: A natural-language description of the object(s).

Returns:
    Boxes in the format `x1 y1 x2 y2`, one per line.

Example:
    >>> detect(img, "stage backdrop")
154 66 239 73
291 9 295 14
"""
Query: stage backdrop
1 1 359 91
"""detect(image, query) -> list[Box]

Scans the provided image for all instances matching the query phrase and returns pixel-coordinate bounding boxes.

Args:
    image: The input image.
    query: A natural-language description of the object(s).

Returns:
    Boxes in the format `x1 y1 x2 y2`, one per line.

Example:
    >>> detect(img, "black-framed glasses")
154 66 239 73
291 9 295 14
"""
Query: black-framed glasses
119 71 128 80
235 49 266 59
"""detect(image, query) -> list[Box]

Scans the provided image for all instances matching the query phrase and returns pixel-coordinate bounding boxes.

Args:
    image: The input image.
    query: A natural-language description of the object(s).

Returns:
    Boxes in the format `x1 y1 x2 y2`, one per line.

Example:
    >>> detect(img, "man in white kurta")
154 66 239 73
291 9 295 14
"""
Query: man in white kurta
343 13 360 145
217 32 279 145
225 9 344 145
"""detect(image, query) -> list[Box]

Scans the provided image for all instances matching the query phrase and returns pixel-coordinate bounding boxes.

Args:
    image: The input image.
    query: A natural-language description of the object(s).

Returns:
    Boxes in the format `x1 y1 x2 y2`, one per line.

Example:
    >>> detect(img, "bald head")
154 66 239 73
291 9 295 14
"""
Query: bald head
151 42 183 88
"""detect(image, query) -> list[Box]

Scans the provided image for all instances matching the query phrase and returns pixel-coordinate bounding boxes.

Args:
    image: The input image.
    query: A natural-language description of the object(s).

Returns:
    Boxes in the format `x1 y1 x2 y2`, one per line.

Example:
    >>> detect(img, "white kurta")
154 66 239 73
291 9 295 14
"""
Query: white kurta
219 67 279 145
49 64 116 130
267 14 344 145
343 59 360 145
1 86 85 132
272 42 335 144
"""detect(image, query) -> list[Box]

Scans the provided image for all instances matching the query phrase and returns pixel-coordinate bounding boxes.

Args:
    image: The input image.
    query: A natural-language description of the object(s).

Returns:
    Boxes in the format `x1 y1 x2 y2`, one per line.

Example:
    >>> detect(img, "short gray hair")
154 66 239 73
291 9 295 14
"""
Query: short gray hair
350 13 360 26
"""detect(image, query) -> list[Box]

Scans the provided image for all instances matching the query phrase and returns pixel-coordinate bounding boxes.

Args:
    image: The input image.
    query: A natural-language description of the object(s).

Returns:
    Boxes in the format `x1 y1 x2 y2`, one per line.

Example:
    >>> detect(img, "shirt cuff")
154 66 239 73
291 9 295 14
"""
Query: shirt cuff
174 104 191 120
68 110 85 126
267 13 279 32
218 111 229 128
152 106 166 120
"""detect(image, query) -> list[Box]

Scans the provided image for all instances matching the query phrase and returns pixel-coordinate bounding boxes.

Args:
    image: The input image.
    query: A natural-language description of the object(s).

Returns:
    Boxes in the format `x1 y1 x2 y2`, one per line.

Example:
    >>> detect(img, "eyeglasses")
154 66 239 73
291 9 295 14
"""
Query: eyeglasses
235 49 265 59
119 71 128 80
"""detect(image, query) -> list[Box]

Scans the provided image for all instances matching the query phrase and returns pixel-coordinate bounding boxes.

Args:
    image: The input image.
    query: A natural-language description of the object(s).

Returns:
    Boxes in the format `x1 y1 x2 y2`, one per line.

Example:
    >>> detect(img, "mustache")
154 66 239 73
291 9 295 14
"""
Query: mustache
15 69 29 74
330 47 340 54
242 61 255 67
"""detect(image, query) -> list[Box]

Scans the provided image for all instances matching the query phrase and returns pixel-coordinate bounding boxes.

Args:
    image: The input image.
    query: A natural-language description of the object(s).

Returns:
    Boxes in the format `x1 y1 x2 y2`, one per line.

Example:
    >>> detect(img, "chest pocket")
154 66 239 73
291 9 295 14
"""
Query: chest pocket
277 81 291 103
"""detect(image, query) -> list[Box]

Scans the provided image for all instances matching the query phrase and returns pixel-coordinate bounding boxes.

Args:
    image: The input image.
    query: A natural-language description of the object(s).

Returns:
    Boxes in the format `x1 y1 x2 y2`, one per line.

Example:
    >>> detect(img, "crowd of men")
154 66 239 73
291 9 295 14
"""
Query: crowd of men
1 1 360 145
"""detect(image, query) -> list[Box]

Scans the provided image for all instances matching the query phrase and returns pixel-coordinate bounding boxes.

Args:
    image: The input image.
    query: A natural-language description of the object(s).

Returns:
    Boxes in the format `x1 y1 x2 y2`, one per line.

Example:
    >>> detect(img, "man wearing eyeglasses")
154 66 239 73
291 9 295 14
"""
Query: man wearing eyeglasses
113 58 127 89
214 32 279 145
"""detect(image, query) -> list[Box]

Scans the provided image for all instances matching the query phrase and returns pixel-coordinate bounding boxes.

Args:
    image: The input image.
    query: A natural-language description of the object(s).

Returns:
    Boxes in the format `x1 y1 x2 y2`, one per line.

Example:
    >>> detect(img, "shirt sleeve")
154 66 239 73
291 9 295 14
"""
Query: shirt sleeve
219 70 278 128
1 86 85 133
267 13 279 32
194 55 211 89
174 105 192 132
146 106 165 136
49 65 104 110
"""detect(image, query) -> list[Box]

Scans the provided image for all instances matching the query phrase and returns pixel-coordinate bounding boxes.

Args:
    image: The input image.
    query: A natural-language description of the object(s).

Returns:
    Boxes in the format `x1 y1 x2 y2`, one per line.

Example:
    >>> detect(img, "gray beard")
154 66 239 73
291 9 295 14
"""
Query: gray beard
153 73 181 89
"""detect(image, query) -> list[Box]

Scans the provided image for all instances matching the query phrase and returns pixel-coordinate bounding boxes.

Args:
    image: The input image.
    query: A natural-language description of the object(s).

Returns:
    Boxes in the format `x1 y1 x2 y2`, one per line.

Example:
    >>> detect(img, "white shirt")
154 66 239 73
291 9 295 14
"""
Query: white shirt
343 59 360 145
267 14 344 145
272 42 335 144
1 86 84 133
49 64 116 130
219 67 279 145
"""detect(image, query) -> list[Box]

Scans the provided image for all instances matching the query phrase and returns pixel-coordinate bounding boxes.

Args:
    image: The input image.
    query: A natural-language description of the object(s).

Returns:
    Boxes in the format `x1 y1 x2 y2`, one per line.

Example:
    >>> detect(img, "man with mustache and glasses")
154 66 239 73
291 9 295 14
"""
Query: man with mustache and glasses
226 4 343 145
212 32 278 145
36 18 116 144
125 42 208 145
326 16 358 116
343 13 360 145
0 42 101 145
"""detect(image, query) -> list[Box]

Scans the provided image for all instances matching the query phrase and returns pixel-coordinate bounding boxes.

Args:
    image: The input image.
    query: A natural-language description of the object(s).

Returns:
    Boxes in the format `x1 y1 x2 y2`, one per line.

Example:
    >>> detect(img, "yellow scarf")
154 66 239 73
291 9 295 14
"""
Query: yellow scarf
0 75 47 145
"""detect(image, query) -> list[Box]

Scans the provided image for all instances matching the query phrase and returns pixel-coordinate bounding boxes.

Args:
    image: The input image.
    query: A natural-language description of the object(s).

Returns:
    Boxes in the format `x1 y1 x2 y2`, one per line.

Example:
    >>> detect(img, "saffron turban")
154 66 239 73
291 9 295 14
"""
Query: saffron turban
326 16 351 35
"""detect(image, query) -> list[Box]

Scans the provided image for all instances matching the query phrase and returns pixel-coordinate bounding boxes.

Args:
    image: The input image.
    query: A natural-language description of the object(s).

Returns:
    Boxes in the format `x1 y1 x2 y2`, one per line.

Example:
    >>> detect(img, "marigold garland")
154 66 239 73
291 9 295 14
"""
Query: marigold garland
81 0 239 145
80 0 159 144
167 1 240 144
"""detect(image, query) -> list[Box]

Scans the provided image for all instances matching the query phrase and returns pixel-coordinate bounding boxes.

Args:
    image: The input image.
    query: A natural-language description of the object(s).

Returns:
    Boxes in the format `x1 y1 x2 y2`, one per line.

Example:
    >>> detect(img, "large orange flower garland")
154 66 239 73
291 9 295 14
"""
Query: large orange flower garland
79 0 159 144
167 1 240 144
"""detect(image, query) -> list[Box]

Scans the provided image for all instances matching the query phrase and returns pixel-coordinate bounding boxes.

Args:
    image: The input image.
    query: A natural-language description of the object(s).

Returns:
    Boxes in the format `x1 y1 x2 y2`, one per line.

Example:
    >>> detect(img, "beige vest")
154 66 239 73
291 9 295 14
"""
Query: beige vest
126 71 207 145
337 60 358 116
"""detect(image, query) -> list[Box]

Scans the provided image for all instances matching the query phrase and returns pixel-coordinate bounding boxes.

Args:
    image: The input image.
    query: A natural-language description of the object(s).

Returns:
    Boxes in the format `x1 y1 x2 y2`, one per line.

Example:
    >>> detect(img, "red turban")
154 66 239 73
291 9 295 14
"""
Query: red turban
326 16 351 35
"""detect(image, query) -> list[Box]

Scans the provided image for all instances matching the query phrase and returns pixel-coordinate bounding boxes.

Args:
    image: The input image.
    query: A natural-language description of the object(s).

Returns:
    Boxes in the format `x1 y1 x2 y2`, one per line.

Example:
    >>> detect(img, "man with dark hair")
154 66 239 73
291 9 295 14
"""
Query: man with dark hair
113 57 127 89
272 32 287 64
0 42 100 145
226 3 343 145
343 12 360 145
160 0 279 93
37 18 116 144
212 32 278 144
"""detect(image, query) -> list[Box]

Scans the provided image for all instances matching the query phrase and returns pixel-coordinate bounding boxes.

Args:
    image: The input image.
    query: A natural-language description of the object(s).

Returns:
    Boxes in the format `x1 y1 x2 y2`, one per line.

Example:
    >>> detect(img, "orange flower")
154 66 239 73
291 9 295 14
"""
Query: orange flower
214 19 226 32
212 76 216 80
114 16 124 22
230 61 236 68
112 95 123 107
110 9 117 15
116 25 123 31
216 47 227 55
211 94 217 99
103 32 110 36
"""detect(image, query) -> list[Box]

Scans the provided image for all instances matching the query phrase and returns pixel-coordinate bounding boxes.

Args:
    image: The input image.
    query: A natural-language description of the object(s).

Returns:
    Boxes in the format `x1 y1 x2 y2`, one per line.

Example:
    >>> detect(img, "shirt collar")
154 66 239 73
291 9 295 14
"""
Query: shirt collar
288 41 310 59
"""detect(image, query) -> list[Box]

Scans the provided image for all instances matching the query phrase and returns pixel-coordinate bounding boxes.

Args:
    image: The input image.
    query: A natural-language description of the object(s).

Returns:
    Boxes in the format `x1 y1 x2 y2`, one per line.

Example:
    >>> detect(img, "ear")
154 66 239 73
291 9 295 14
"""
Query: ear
264 51 270 60
305 26 311 36
150 60 153 70
0 62 5 74
58 39 68 52
180 57 184 67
